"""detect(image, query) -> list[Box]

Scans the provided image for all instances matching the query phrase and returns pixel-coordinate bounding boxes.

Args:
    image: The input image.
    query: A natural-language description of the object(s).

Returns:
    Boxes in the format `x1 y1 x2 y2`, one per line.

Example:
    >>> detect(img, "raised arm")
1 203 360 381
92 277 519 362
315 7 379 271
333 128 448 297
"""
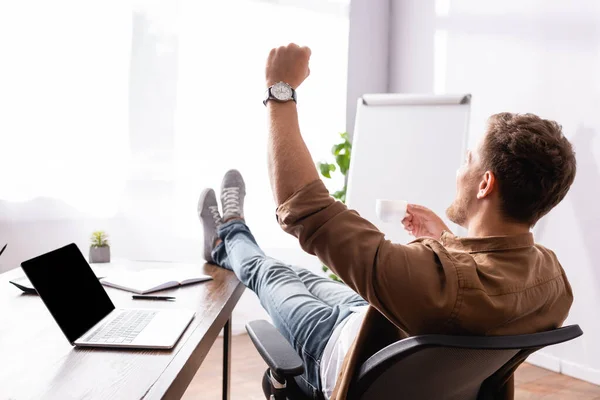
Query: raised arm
265 44 319 205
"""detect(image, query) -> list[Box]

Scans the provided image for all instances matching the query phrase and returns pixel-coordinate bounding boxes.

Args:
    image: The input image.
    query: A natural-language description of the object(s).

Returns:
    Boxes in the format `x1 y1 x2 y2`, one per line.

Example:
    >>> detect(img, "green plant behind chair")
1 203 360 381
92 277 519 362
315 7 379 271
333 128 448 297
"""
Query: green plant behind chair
316 132 352 281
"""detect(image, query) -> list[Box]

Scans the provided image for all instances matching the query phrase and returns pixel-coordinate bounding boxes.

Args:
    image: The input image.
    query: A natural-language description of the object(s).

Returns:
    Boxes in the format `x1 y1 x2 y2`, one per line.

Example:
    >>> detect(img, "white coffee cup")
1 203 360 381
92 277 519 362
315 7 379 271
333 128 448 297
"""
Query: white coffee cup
376 199 408 223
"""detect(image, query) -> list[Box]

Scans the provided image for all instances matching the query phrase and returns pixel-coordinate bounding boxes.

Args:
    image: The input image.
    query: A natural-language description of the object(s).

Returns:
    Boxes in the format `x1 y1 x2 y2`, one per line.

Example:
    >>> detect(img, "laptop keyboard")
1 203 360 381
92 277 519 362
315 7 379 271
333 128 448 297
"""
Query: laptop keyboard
84 309 158 344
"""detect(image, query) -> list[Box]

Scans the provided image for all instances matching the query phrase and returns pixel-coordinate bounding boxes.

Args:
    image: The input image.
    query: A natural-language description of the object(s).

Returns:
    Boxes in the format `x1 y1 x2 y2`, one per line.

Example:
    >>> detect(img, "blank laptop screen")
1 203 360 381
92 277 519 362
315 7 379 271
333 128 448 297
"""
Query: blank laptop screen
21 243 115 343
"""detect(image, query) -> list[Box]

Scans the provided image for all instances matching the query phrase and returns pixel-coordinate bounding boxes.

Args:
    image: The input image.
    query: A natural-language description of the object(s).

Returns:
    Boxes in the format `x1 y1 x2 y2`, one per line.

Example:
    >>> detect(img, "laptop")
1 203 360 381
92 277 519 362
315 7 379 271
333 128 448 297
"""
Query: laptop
21 243 195 349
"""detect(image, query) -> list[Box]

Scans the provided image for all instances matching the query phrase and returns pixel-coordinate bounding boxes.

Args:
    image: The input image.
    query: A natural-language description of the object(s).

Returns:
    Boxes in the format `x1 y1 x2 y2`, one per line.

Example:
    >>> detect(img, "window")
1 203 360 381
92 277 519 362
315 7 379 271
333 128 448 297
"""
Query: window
0 0 349 250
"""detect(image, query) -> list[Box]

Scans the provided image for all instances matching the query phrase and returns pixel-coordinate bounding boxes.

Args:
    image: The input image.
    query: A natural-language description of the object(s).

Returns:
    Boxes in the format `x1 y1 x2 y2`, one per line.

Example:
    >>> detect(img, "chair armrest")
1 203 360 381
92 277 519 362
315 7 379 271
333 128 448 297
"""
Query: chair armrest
246 320 304 378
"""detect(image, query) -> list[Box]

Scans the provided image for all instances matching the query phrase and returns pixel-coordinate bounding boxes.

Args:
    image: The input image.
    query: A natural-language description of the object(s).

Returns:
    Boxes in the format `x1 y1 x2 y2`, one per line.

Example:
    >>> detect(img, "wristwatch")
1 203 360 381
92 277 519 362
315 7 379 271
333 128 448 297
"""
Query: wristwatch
263 81 297 106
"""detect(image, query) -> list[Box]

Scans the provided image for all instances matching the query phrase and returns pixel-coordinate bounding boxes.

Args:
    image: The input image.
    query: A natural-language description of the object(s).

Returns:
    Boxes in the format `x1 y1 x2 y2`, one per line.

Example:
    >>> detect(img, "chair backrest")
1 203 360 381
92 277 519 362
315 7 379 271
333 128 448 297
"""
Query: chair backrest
349 325 583 400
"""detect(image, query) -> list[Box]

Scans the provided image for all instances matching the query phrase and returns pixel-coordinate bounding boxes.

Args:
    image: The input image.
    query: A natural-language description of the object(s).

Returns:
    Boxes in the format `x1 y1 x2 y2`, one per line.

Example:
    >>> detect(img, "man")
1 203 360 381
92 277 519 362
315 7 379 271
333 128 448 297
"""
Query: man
197 44 576 399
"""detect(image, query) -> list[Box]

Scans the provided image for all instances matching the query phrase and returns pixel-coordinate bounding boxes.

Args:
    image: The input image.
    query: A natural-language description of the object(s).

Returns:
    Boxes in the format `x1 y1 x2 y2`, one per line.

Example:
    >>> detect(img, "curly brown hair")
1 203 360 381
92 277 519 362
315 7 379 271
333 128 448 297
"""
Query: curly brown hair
482 113 577 226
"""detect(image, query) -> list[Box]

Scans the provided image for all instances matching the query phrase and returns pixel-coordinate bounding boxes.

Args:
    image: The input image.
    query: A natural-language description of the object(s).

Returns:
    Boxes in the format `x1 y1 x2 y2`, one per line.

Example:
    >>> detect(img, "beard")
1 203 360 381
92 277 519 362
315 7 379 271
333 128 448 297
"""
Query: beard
446 195 470 227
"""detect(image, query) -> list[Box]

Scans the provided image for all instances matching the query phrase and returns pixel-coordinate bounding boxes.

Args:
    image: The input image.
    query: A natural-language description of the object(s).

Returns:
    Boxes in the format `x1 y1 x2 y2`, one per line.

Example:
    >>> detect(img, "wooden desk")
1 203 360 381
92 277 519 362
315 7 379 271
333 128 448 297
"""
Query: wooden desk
0 263 245 400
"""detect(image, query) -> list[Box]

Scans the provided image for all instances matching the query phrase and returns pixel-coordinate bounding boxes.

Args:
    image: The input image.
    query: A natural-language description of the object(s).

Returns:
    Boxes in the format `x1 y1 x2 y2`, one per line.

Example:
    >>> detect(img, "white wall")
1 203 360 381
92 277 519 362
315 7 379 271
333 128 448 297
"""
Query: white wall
389 0 436 93
346 0 391 137
388 0 600 385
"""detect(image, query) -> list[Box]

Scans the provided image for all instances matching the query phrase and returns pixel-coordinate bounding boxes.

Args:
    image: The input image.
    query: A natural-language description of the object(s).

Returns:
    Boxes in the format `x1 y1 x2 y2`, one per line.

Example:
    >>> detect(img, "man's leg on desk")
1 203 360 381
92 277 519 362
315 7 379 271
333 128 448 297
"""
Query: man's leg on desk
198 170 357 398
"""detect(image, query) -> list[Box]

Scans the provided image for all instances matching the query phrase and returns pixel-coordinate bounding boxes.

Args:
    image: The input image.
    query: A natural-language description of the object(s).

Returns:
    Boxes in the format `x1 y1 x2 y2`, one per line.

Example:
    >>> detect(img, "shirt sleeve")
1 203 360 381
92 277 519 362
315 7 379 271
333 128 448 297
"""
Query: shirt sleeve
276 179 460 333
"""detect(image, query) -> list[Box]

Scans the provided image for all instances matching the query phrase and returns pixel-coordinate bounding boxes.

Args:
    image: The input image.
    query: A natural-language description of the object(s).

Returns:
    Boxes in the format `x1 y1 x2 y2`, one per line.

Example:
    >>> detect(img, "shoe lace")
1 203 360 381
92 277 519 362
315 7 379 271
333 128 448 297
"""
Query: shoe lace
222 187 241 216
208 205 222 226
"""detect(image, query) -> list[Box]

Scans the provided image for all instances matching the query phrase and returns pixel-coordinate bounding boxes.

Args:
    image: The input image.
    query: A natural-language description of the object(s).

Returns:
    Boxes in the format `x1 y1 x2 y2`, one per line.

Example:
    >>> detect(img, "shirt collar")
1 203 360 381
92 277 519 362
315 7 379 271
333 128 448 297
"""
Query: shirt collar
440 231 534 253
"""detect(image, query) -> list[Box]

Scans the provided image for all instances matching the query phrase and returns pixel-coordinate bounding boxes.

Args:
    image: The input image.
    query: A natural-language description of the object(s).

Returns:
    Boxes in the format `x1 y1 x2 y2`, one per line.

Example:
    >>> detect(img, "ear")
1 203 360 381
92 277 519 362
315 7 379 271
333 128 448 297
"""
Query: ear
477 171 496 199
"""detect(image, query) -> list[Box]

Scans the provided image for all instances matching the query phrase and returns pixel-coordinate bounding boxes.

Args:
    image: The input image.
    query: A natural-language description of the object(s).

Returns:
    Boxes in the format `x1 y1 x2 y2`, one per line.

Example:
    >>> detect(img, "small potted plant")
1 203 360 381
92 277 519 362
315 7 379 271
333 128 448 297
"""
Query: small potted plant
89 231 110 263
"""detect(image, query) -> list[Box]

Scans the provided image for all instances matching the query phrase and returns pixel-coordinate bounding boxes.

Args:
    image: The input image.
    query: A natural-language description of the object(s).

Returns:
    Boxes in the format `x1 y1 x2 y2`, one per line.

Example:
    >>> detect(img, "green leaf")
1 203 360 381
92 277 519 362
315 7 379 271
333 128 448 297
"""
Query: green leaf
332 188 346 201
90 230 109 247
336 154 351 175
321 130 351 213
322 265 329 273
329 273 342 282
317 162 336 179
332 142 346 156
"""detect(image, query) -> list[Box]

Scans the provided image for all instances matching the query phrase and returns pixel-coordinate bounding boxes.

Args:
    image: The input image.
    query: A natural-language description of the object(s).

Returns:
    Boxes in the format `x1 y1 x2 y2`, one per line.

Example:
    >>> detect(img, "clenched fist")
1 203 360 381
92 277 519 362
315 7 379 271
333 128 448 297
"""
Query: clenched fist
266 43 311 89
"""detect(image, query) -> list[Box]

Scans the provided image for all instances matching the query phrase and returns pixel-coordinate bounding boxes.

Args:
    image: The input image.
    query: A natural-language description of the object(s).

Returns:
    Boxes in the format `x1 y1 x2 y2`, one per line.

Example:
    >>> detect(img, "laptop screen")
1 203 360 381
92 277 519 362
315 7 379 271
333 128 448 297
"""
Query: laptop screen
21 243 115 343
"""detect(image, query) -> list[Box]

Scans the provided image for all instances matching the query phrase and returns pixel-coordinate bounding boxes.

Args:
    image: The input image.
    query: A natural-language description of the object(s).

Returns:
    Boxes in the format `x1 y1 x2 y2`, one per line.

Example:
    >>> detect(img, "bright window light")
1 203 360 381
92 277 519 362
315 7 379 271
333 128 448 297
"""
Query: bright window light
0 0 349 248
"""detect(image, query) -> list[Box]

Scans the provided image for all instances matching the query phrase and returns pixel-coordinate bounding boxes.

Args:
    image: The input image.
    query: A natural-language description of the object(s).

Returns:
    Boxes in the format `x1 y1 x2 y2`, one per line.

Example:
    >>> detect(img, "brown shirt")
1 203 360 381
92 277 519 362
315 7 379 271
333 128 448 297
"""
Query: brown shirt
276 180 573 400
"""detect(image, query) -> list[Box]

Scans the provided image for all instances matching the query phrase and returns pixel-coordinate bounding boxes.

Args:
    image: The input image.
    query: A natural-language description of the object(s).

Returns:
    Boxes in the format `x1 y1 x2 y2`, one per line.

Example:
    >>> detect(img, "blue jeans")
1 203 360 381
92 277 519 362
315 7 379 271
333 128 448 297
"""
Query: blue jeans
212 220 367 399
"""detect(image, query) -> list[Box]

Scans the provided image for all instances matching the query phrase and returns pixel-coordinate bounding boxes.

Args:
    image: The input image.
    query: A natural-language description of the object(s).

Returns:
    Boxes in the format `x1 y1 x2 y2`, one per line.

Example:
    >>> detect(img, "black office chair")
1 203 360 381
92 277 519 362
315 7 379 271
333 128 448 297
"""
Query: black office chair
246 320 583 400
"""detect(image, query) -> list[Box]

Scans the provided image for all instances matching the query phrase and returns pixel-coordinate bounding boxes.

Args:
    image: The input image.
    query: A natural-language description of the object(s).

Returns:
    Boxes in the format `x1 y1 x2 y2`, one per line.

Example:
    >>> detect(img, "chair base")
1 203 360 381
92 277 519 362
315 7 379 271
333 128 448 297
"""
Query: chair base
262 369 290 400
262 369 313 400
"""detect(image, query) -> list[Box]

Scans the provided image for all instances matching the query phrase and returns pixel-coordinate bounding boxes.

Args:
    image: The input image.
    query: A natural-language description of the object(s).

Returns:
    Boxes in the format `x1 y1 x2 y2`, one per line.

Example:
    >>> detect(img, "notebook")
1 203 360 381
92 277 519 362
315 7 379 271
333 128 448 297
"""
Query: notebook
100 268 212 294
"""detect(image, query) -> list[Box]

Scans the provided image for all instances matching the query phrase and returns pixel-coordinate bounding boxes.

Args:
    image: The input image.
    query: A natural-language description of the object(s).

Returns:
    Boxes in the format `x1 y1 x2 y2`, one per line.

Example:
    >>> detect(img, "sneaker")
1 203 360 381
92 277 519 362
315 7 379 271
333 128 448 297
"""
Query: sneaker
198 188 222 263
221 169 246 222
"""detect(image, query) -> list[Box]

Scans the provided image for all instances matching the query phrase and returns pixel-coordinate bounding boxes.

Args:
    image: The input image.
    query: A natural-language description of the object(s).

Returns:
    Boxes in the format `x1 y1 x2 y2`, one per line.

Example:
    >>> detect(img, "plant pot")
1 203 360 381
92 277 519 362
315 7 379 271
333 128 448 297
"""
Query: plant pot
89 246 110 263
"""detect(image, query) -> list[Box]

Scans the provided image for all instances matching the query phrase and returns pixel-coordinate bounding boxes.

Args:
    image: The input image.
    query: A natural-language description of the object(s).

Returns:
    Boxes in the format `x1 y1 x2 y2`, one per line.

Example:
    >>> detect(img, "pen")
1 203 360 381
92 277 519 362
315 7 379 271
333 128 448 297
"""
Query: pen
132 295 176 301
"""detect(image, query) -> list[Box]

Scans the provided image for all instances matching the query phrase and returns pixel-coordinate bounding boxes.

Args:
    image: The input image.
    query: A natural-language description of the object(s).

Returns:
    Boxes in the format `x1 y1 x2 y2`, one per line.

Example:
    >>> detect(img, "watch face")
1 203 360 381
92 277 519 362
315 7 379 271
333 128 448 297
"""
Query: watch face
271 82 293 101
